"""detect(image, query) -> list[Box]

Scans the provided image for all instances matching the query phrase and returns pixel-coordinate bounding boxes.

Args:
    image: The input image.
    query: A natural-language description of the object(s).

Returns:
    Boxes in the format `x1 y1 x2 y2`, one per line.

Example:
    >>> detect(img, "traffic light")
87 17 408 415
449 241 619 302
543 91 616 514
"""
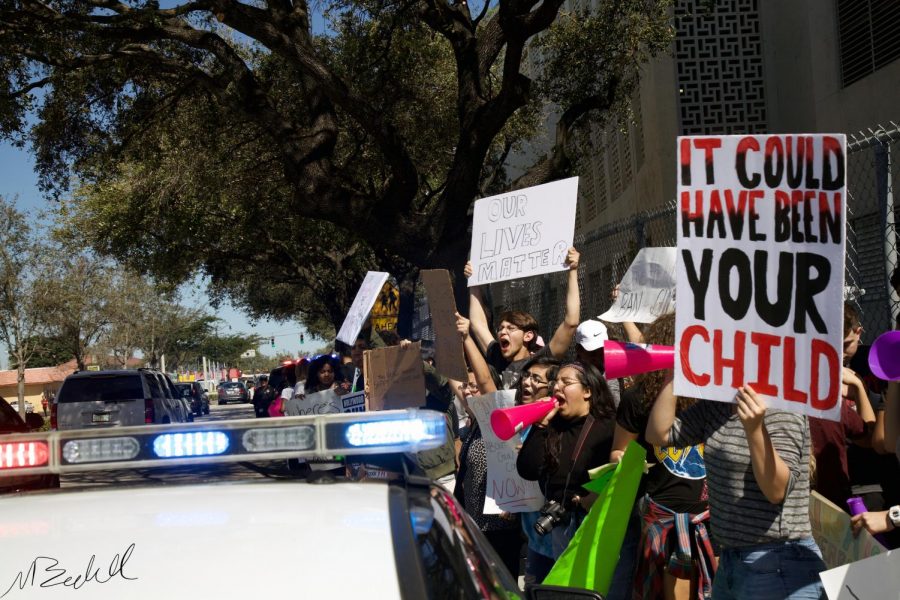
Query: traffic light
300 333 305 344
270 337 275 347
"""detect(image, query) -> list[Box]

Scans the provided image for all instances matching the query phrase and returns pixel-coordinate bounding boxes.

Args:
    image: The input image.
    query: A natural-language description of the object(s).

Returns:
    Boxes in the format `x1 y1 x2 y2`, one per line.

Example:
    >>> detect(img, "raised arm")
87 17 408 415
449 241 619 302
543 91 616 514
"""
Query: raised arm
611 425 639 463
844 367 876 433
736 385 792 505
547 248 581 358
456 311 496 394
464 261 495 355
646 375 677 447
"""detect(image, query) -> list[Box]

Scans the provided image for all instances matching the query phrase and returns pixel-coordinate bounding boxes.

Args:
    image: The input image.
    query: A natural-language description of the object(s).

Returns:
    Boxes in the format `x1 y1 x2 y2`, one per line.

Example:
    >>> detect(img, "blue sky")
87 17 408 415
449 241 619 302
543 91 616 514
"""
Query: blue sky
0 139 318 367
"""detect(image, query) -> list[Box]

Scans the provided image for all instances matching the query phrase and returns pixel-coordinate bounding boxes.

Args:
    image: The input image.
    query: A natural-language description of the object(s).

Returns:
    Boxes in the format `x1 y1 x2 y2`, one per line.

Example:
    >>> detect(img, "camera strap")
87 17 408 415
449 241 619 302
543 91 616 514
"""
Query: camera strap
560 414 596 506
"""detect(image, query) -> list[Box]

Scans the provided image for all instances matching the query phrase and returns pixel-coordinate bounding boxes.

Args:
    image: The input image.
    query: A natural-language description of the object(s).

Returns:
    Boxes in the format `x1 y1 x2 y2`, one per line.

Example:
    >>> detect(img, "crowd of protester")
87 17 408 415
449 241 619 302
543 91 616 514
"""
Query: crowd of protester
248 251 900 599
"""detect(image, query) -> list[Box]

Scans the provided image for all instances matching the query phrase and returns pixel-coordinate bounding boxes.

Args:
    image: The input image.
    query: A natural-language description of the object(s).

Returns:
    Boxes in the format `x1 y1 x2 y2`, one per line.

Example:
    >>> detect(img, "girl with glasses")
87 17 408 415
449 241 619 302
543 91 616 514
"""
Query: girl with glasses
517 361 616 559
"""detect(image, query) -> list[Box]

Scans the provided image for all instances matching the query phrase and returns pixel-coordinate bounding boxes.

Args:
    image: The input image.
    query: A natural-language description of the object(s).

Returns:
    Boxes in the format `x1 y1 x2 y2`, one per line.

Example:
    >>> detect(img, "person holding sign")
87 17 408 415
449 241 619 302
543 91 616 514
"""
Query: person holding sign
465 248 581 390
646 380 826 599
306 355 345 393
611 313 714 600
517 362 616 559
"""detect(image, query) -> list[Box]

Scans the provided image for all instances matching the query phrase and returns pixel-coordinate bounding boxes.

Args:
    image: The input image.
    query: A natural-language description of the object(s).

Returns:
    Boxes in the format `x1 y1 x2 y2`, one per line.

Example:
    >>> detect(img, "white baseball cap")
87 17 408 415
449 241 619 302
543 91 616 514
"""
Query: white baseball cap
575 320 608 352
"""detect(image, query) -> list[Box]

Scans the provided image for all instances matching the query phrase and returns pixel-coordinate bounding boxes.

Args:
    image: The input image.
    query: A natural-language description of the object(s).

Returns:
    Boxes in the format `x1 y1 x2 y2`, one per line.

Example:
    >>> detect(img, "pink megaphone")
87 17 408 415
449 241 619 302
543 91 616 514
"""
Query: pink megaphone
490 400 555 441
604 340 675 379
869 330 900 381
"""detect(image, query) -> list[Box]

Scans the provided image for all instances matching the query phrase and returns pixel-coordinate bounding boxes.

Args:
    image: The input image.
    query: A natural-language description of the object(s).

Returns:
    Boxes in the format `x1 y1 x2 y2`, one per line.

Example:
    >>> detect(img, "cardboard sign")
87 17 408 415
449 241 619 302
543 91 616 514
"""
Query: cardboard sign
674 135 846 422
468 177 578 286
336 271 390 346
363 342 426 411
468 390 544 514
598 247 677 323
820 550 900 600
809 491 885 569
420 269 469 381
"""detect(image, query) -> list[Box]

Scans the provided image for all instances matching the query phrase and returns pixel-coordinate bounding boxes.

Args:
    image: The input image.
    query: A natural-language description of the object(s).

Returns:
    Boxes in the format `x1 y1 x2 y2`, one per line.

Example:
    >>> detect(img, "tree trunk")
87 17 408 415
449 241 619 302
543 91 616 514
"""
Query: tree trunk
396 271 417 340
16 362 26 416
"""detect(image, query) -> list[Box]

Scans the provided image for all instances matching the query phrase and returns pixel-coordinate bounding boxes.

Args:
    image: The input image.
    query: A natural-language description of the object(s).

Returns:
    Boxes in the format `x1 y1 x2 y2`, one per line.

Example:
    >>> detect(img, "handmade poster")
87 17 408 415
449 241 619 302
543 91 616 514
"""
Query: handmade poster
284 388 341 416
543 441 647 595
468 177 578 286
420 269 469 381
820 550 900 600
336 271 390 346
363 342 425 411
674 134 846 422
468 390 544 514
809 491 885 569
598 247 677 323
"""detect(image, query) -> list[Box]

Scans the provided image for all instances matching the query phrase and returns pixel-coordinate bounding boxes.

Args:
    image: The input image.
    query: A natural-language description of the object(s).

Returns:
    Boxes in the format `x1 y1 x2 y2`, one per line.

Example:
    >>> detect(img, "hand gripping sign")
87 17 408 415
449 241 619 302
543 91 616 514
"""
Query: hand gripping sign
674 134 846 422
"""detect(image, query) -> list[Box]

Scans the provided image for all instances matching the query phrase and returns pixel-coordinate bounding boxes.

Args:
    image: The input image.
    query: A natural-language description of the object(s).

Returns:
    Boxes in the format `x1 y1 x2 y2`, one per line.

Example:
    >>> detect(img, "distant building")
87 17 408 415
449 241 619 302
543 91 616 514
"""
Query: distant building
0 361 77 409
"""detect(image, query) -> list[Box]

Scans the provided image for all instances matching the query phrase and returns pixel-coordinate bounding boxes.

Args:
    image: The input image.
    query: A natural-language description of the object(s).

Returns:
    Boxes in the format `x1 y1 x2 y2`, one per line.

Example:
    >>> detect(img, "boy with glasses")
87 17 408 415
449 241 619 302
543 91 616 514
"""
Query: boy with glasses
464 248 581 389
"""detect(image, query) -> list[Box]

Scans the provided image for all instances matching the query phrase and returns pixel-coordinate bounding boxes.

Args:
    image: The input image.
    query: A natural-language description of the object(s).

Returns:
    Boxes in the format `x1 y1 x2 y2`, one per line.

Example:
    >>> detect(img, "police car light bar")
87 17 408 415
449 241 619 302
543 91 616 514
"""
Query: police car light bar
0 409 446 476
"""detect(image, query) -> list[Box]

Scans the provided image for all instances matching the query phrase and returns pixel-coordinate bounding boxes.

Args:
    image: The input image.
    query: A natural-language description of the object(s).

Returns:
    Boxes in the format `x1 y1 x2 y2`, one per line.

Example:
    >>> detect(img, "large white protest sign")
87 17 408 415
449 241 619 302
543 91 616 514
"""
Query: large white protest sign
336 271 390 346
820 550 899 600
598 247 677 323
468 177 577 286
674 135 846 422
468 390 544 514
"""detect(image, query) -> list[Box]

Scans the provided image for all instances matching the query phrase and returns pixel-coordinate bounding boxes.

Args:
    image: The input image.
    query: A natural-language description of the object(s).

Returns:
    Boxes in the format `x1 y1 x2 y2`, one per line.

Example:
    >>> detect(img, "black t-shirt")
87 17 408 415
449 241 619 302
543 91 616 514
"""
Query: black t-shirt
617 385 708 515
517 415 615 505
485 341 552 390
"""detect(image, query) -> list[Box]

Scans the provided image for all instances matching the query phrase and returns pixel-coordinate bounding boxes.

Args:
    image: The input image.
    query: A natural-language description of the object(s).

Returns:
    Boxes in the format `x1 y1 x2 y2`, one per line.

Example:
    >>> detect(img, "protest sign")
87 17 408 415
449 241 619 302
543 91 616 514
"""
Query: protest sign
370 281 399 332
336 271 390 346
674 134 846 421
809 491 885 569
820 550 899 600
363 342 425 411
468 390 544 514
340 390 366 413
468 177 578 286
543 441 647 595
420 269 469 381
598 247 677 323
284 388 341 416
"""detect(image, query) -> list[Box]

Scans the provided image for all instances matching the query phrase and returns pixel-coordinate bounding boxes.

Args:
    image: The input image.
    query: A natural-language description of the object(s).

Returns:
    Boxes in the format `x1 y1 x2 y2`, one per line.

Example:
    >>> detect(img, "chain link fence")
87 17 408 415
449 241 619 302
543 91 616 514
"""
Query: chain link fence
487 124 900 345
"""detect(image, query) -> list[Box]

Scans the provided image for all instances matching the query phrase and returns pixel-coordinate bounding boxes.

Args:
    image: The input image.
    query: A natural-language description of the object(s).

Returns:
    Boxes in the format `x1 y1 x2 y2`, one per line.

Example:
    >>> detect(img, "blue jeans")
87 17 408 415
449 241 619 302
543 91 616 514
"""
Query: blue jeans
713 537 826 600
605 508 641 600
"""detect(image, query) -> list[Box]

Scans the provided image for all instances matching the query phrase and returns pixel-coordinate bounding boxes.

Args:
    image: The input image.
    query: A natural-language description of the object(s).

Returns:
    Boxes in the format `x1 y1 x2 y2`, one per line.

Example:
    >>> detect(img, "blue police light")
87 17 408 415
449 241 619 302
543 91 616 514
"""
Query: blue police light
152 432 230 458
344 418 442 448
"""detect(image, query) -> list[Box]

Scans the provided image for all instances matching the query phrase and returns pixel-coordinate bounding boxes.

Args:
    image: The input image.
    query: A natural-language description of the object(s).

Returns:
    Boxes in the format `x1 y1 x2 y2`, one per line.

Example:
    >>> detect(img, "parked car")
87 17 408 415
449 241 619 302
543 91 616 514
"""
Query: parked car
160 374 193 423
174 382 210 416
4 399 34 414
53 369 190 431
0 398 59 493
217 381 249 405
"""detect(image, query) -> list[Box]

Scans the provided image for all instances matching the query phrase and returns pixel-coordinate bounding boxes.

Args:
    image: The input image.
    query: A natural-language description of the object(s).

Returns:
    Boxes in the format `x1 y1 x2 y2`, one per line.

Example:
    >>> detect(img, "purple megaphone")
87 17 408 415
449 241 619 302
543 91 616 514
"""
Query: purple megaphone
868 330 900 381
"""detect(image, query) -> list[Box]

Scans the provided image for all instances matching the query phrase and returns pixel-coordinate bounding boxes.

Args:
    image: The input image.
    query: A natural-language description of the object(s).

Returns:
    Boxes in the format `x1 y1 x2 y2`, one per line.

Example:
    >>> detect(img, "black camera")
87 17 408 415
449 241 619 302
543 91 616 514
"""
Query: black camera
534 500 569 536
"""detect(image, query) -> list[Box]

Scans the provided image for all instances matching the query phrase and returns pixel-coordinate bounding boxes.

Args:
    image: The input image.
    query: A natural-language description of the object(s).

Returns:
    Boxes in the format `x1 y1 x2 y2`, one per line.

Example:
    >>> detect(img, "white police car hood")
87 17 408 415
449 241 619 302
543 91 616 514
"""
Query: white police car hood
0 481 401 599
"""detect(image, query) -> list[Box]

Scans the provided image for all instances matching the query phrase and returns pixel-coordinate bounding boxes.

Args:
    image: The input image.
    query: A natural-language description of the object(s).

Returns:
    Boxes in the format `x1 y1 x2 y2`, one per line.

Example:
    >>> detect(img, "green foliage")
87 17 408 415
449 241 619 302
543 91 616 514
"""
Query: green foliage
0 0 674 331
10 335 72 369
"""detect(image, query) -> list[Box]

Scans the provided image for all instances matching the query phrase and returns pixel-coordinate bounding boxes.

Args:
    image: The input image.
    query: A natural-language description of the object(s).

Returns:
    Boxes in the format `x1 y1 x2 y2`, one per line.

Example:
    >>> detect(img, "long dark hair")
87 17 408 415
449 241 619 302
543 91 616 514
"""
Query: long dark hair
306 354 344 392
515 355 560 405
634 313 697 414
542 361 614 477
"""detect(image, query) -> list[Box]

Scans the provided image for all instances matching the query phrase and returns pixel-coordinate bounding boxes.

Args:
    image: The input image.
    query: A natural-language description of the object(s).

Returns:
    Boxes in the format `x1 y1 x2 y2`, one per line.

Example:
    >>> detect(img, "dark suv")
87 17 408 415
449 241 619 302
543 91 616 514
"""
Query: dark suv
175 382 210 416
54 370 189 430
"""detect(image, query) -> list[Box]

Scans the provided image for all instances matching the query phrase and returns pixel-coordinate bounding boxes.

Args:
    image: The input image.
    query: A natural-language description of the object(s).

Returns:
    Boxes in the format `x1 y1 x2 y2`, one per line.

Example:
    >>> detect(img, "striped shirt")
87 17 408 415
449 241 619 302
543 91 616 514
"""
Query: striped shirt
668 402 812 549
